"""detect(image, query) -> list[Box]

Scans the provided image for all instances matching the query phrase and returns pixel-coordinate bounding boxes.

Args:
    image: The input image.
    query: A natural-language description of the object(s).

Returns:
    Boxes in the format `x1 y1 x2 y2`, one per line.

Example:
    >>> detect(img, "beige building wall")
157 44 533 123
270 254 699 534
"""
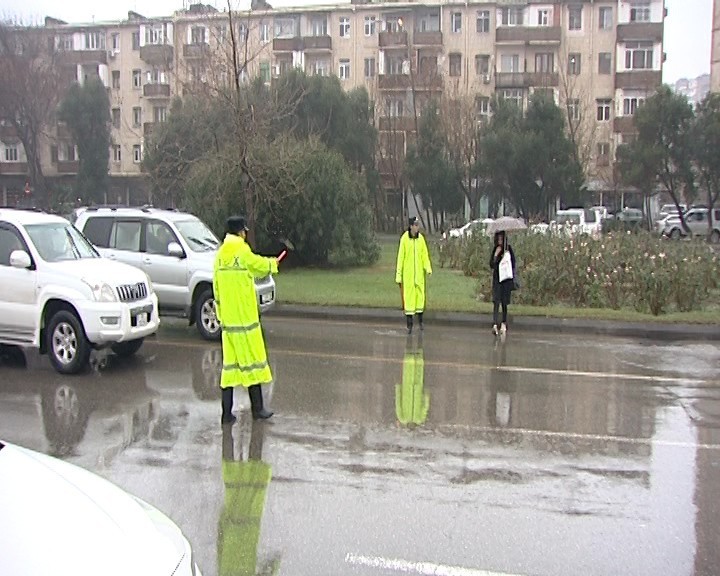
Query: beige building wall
712 0 720 92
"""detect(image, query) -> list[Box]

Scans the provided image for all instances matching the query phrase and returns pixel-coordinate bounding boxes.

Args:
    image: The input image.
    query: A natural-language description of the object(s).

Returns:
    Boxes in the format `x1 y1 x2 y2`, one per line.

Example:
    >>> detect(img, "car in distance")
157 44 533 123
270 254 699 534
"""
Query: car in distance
0 208 159 374
661 207 720 242
74 206 276 340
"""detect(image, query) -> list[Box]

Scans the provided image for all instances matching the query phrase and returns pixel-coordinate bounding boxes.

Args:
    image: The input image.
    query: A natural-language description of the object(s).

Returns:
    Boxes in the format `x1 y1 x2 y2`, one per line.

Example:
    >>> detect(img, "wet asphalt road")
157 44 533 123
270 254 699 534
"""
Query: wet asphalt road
1 316 719 576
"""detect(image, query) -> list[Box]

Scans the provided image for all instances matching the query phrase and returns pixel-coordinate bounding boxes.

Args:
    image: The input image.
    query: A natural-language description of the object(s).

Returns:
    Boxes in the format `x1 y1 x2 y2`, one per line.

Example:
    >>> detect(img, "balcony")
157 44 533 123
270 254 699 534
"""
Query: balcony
183 43 210 59
0 124 18 139
302 35 332 52
617 22 664 42
378 72 443 91
0 162 28 175
57 161 79 174
273 37 303 52
412 30 442 46
615 70 662 90
495 72 559 88
613 116 636 133
143 83 171 98
379 31 408 48
56 49 107 65
496 26 561 44
140 44 174 66
379 116 416 132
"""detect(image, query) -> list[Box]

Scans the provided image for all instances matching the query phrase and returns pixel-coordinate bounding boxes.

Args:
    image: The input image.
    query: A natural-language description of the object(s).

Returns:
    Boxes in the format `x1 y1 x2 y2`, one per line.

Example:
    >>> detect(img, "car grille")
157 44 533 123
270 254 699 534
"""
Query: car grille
116 282 148 303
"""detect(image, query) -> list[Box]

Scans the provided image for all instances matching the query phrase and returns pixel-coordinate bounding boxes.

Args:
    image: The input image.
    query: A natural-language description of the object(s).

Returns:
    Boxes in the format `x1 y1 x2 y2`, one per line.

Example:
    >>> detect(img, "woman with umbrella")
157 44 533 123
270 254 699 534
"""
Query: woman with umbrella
487 217 524 336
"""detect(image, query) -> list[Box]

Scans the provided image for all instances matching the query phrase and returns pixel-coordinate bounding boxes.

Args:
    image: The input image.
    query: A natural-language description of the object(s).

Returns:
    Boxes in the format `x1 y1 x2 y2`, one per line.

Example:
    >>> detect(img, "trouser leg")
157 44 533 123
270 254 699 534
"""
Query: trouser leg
221 387 236 425
501 303 508 324
493 302 500 326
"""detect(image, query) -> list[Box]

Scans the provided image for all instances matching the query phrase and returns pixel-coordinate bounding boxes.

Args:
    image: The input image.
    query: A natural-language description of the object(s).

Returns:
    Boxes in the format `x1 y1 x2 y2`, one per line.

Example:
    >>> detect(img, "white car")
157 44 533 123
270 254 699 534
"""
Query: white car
448 218 493 239
0 208 159 374
0 440 202 576
554 208 602 238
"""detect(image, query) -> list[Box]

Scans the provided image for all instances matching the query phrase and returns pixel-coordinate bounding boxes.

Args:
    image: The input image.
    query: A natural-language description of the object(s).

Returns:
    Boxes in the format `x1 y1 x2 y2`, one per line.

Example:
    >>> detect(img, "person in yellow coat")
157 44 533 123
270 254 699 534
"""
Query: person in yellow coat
395 216 432 334
214 216 281 424
395 336 429 427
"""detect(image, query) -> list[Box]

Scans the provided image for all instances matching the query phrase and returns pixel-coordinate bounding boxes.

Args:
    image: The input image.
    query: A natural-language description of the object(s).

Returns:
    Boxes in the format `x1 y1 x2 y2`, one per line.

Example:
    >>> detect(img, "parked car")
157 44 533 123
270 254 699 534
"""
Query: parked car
0 208 159 374
447 218 492 239
661 207 720 242
554 208 602 238
74 206 276 340
657 203 687 220
602 208 647 233
0 440 202 576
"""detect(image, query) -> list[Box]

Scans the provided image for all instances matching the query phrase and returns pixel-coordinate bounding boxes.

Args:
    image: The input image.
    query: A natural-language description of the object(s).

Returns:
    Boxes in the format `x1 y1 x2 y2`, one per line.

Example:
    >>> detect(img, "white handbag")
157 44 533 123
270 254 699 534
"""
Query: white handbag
498 251 513 282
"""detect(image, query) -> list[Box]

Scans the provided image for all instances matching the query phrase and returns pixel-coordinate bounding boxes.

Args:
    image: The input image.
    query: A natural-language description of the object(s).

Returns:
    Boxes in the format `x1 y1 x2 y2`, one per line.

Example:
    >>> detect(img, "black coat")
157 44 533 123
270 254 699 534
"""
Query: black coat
489 244 516 304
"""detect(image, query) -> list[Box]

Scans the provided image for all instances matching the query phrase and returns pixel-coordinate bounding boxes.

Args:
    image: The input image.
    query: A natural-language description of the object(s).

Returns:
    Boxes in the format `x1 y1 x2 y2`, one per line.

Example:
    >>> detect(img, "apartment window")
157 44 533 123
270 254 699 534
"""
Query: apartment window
567 99 581 121
191 26 207 44
476 10 490 33
501 54 520 73
537 9 550 26
111 70 120 89
385 18 401 33
260 62 271 82
449 53 462 77
599 7 613 29
133 145 142 163
133 107 142 127
623 96 644 115
364 57 376 78
111 108 121 129
501 89 523 107
597 142 610 156
535 53 554 73
451 12 462 33
339 59 350 80
111 33 120 51
5 146 18 162
501 8 524 26
260 23 270 43
84 32 105 50
625 41 653 70
475 54 490 76
387 56 404 75
386 98 404 117
311 18 327 36
50 145 58 163
216 25 228 43
596 99 611 121
146 24 168 45
568 53 581 75
274 19 297 39
364 16 376 36
598 52 612 74
147 69 166 84
313 60 329 77
132 69 142 88
65 144 77 162
569 5 583 30
237 23 248 43
112 145 121 163
630 3 651 22
56 35 73 51
476 96 490 116
153 107 167 123
339 17 350 37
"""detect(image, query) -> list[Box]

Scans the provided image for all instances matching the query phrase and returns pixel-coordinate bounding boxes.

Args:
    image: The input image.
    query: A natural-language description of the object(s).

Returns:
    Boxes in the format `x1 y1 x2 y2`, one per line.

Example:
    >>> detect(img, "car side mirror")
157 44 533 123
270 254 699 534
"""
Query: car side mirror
10 250 32 269
167 242 185 258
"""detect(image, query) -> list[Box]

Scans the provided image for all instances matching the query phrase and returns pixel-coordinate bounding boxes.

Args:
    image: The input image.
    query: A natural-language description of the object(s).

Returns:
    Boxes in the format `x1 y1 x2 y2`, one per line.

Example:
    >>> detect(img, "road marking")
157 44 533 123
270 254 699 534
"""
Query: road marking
344 553 525 576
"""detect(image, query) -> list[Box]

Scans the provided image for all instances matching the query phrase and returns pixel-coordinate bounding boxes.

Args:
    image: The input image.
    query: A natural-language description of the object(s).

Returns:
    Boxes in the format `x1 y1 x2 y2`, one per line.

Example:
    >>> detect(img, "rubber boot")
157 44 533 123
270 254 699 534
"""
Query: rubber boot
418 312 424 331
221 387 237 425
406 315 413 335
248 385 273 420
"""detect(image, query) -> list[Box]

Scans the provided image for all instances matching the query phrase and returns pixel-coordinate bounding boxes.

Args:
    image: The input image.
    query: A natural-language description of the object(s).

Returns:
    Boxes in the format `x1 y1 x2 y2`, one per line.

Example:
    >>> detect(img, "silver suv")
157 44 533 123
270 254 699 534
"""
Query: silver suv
661 207 720 243
74 206 276 340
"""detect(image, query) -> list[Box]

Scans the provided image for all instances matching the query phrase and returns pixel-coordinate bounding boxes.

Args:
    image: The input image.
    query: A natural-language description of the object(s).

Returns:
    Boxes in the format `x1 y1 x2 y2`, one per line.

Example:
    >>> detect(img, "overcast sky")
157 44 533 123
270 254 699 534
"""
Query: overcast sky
0 0 711 84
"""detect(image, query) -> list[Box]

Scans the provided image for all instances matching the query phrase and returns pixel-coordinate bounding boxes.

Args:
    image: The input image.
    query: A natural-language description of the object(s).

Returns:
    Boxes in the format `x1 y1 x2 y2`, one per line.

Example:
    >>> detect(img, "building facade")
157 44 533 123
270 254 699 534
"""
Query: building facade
0 0 666 209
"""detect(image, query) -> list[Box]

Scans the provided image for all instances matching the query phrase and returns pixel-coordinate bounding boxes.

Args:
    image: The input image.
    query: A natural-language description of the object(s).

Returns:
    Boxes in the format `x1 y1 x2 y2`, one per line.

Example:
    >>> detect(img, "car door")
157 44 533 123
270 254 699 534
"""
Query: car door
106 218 144 270
0 224 37 343
688 211 707 236
141 219 188 309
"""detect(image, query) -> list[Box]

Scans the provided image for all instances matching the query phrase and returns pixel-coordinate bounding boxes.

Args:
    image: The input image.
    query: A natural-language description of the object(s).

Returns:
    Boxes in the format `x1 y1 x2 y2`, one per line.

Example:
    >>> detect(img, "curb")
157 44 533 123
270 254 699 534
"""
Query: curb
271 304 720 342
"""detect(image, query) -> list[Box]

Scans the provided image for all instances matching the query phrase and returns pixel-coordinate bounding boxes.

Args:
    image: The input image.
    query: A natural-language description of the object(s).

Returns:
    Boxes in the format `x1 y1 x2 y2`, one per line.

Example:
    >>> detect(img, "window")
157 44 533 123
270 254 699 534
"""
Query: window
82 217 113 248
599 7 613 29
535 53 554 73
313 60 329 77
385 18 401 33
623 96 644 115
501 8 524 26
475 54 490 76
112 108 121 129
339 17 350 37
476 96 490 117
131 31 140 50
501 89 523 107
146 221 177 255
364 16 376 36
133 107 142 127
111 220 142 251
476 10 490 33
364 57 375 78
132 69 142 88
132 145 142 164
51 145 58 163
112 145 121 163
216 25 228 43
5 146 18 162
339 58 350 80
311 18 327 36
598 52 612 74
451 12 462 33
597 142 610 160
260 62 271 82
537 9 550 26
111 33 120 51
111 70 120 89
449 53 462 76
0 228 25 267
387 56 404 75
153 107 167 123
237 23 247 43
567 98 581 121
569 5 583 30
500 54 520 73
630 3 651 22
625 41 653 70
84 32 105 50
191 26 207 44
568 53 581 75
386 98 404 117
146 24 168 45
260 23 270 43
596 99 611 121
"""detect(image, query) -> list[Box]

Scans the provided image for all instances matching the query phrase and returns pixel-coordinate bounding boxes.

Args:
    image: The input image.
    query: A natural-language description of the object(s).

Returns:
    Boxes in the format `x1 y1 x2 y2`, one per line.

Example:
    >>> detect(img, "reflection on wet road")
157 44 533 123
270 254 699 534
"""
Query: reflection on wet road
1 317 719 576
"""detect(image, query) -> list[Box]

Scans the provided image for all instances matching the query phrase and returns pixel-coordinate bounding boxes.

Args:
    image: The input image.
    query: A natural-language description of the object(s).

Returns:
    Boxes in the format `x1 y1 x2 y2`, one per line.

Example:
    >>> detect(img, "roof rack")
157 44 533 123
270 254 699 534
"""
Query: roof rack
0 206 45 213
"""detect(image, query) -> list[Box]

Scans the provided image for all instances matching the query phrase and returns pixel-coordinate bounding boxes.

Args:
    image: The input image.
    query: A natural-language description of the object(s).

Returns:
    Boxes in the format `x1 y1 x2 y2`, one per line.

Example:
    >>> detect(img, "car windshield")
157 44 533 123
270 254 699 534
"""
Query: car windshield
174 219 220 252
26 223 99 262
556 213 581 225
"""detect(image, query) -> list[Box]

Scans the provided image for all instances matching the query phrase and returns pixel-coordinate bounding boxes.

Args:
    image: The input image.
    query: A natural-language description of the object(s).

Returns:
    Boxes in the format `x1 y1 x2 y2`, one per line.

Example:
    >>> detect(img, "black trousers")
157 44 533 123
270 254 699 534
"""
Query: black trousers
493 301 508 325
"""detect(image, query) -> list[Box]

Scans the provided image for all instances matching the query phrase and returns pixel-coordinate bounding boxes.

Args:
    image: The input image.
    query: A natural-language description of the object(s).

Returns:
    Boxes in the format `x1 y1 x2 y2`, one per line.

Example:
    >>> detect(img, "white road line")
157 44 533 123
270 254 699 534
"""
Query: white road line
344 553 525 576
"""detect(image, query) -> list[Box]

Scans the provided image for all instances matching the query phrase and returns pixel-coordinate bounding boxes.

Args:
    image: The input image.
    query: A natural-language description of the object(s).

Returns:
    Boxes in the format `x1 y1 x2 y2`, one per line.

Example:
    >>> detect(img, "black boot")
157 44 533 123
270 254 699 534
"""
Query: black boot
406 315 413 334
221 387 237 425
248 385 273 420
418 312 424 331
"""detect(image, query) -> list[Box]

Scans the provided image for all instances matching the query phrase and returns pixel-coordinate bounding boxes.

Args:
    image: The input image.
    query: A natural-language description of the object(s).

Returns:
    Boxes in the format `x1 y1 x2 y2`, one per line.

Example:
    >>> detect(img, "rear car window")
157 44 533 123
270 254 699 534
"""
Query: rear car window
82 217 114 248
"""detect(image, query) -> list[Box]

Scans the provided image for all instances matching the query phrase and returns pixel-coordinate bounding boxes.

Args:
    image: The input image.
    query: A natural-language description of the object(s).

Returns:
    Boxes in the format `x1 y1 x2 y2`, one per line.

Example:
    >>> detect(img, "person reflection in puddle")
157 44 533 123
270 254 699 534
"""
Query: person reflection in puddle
395 335 430 428
219 421 277 576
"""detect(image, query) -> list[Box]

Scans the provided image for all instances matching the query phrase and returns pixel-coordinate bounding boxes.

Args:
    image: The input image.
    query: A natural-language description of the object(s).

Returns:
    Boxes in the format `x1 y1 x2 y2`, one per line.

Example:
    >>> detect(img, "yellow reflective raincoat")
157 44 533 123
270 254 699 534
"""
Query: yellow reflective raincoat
395 231 432 315
395 345 429 425
213 233 278 389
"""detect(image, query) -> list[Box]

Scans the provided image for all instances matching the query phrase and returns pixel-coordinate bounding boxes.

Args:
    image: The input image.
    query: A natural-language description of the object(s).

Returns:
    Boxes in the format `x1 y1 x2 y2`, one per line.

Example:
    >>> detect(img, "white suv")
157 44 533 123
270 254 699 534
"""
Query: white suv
0 208 159 374
73 206 276 340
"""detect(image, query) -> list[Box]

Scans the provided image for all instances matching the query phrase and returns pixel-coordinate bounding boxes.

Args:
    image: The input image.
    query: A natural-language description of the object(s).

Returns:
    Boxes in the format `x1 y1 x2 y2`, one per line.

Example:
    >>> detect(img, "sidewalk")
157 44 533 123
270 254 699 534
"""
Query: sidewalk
272 304 720 342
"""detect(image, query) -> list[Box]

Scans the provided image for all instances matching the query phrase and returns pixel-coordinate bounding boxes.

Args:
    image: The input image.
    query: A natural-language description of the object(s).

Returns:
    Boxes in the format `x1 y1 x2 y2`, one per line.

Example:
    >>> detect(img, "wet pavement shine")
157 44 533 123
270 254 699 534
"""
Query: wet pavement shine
1 316 719 576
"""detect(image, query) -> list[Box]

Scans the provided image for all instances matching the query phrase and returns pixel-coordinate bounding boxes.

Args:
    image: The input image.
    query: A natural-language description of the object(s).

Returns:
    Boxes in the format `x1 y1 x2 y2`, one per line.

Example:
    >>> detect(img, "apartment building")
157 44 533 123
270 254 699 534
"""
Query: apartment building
713 0 720 93
0 0 665 207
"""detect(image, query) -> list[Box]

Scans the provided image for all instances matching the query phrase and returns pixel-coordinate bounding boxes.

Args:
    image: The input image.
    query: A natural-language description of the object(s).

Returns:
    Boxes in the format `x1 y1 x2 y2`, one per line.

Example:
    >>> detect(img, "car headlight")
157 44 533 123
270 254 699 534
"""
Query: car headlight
145 274 155 295
82 279 118 302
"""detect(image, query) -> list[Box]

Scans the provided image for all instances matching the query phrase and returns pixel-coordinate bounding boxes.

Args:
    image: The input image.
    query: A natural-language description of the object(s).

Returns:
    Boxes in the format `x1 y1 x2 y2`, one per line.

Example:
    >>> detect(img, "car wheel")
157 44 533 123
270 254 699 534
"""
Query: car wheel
47 310 91 375
710 230 720 244
670 228 682 240
195 289 221 341
111 338 144 357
